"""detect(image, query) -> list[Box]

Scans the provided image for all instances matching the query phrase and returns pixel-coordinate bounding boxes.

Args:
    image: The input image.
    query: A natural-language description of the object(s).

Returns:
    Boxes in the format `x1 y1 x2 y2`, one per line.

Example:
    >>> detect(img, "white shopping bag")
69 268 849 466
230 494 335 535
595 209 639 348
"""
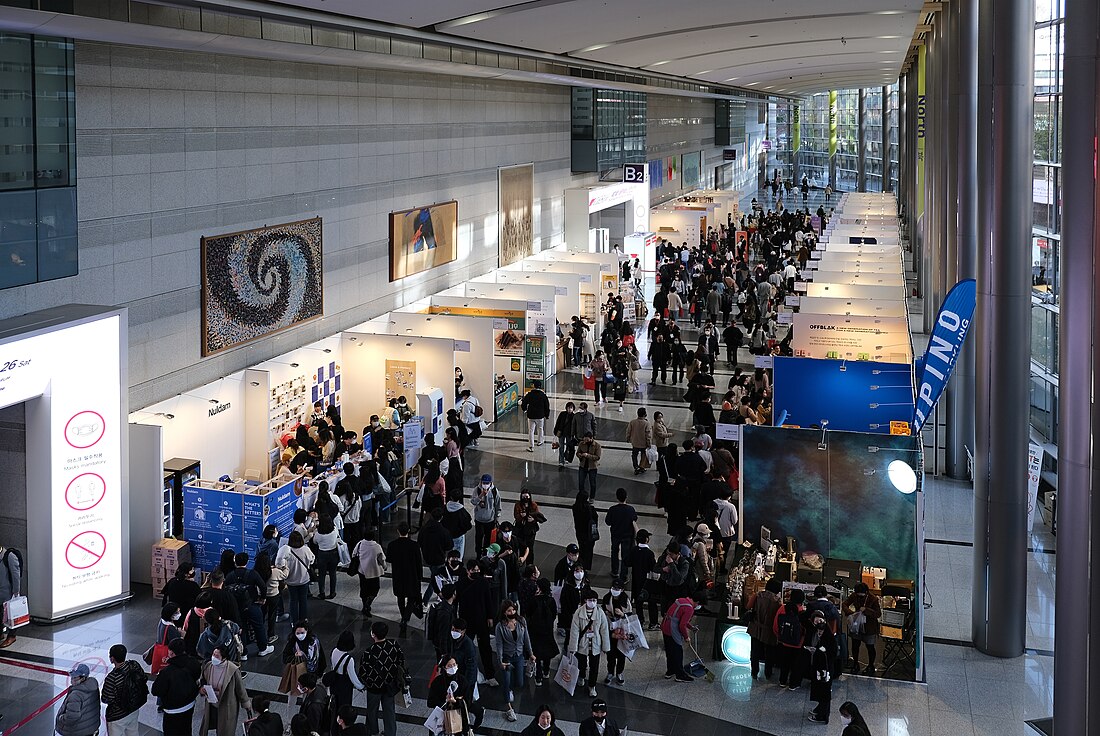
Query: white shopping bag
554 653 580 696
424 706 446 735
3 595 29 629
336 539 351 568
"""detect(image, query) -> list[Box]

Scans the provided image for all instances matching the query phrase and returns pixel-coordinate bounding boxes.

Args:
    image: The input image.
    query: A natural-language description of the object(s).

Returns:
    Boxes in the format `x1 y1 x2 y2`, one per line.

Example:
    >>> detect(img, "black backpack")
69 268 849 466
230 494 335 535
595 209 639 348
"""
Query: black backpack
777 606 803 647
125 662 149 711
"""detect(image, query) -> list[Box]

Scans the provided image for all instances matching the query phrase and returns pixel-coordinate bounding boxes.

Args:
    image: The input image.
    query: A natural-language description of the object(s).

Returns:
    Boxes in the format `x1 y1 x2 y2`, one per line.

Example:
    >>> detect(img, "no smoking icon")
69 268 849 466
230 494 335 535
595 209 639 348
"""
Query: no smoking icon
65 531 106 570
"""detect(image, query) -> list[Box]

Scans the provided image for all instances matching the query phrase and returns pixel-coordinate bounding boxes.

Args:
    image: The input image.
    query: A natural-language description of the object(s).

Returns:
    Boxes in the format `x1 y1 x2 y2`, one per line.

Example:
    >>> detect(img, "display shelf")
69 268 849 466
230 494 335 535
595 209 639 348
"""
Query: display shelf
269 375 308 438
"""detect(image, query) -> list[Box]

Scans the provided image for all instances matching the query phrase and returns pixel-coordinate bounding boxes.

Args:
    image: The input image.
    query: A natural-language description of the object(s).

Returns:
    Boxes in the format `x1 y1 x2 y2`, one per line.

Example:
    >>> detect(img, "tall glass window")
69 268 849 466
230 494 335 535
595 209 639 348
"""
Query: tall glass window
799 93 831 188
864 87 884 193
0 32 77 290
1029 0 1063 442
835 89 860 191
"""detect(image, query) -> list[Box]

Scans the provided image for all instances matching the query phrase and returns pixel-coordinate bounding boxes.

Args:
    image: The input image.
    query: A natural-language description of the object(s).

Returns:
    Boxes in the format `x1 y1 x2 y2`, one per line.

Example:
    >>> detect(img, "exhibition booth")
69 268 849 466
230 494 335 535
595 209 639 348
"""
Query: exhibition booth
564 179 649 252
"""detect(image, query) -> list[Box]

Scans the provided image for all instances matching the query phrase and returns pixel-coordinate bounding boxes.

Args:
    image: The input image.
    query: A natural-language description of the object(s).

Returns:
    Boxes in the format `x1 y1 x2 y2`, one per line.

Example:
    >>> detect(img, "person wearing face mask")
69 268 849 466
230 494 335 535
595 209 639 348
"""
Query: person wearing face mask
493 601 535 721
152 638 202 735
578 699 622 736
434 551 465 602
470 474 501 555
386 522 424 636
521 706 567 736
327 631 366 730
601 585 632 685
553 402 578 467
279 621 329 695
837 701 871 735
558 563 589 635
295 673 329 734
628 530 660 630
427 655 475 733
458 560 497 684
568 589 611 698
427 584 458 658
805 611 837 724
333 705 368 735
553 543 582 586
513 490 547 558
444 619 479 690
526 578 559 687
199 645 252 736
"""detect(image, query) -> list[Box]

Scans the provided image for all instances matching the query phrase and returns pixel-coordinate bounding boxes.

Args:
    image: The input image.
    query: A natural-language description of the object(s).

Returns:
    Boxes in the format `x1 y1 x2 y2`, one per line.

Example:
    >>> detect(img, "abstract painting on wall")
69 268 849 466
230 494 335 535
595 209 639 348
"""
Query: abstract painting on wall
201 217 324 356
498 163 534 267
389 201 458 281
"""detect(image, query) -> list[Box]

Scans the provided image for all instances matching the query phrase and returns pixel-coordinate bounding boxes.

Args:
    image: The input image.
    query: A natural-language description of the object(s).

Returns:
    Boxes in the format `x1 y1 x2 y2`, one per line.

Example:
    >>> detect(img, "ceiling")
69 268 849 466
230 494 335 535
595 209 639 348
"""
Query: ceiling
262 0 923 95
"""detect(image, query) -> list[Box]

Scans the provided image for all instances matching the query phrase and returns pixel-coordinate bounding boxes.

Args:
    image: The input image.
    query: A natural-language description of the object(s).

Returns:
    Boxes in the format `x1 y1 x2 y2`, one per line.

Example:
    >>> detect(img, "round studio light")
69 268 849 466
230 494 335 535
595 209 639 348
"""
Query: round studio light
887 460 917 494
720 625 752 666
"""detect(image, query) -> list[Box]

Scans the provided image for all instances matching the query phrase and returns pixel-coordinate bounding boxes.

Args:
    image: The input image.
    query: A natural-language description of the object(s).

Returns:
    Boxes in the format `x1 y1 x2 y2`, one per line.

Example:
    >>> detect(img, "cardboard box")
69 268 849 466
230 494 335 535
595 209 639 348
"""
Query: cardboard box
152 539 192 596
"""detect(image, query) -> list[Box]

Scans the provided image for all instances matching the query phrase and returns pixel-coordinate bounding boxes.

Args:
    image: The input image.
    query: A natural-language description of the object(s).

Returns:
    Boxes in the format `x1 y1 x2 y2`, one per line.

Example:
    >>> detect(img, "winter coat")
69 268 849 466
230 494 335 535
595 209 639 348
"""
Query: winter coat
568 605 611 656
521 389 550 420
55 677 101 736
625 418 651 449
525 594 560 660
353 539 386 578
199 660 250 736
571 411 597 441
386 536 422 597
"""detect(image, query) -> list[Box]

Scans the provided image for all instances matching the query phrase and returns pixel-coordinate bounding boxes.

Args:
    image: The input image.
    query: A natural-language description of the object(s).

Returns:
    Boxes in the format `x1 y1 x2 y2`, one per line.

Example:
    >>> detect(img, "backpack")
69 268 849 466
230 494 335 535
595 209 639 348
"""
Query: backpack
124 662 149 711
2 548 23 591
226 580 253 614
777 606 803 647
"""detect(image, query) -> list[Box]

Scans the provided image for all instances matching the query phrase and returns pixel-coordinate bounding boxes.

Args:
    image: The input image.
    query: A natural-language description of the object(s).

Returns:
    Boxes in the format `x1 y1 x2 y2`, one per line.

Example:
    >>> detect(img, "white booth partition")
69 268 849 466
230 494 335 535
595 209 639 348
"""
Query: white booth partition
465 281 558 380
387 311 497 413
519 258 603 327
796 296 908 318
808 271 905 287
427 295 530 392
804 282 908 300
340 333 456 445
496 267 583 322
791 312 912 363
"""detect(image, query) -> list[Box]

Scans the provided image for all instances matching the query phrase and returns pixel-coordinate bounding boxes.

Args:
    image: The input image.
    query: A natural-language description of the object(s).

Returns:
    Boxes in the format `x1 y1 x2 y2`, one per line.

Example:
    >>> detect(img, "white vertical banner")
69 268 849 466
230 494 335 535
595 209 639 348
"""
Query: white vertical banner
1026 443 1043 531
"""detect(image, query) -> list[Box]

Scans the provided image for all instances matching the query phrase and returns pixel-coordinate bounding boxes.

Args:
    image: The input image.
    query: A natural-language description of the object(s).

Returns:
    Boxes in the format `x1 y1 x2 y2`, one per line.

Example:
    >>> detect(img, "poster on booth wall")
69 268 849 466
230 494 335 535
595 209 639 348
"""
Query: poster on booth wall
493 317 526 357
385 360 417 403
524 336 546 390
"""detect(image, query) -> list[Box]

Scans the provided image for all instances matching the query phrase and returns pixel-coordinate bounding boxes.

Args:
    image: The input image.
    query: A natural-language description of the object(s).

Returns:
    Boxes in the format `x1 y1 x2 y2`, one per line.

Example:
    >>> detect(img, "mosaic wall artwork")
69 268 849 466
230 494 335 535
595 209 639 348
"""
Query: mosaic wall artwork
200 217 323 356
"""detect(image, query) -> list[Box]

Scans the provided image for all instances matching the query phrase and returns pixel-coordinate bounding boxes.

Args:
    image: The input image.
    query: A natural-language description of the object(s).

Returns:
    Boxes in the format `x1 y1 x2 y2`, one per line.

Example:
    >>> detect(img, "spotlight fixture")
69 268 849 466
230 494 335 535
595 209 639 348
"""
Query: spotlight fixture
887 460 917 494
323 348 332 354
208 399 219 404
250 381 260 387
290 363 299 368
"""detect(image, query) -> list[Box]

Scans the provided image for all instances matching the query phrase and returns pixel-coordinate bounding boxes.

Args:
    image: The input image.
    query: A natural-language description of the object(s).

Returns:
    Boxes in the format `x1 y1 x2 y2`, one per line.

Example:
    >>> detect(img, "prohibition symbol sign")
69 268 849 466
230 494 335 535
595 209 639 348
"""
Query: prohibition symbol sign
65 531 106 569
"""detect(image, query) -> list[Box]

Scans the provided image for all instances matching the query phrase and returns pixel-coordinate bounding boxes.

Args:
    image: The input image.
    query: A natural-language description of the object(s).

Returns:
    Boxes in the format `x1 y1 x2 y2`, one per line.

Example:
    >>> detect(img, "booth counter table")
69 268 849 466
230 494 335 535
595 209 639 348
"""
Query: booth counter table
495 381 520 418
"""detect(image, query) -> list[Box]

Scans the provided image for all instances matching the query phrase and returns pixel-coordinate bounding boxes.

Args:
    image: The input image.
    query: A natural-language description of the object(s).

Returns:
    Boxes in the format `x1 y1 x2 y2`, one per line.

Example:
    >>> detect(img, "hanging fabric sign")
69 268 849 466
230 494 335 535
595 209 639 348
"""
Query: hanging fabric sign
912 279 976 432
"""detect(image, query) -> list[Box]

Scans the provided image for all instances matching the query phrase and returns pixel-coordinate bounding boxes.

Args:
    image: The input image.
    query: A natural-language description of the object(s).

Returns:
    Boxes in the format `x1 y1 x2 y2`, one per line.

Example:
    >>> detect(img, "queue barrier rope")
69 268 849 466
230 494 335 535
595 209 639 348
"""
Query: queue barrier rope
0 656 74 735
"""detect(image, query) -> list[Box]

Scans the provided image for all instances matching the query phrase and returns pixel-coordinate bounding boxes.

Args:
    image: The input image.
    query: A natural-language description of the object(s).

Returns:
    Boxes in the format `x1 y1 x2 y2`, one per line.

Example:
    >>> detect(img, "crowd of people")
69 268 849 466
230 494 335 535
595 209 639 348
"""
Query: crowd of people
43 191 879 736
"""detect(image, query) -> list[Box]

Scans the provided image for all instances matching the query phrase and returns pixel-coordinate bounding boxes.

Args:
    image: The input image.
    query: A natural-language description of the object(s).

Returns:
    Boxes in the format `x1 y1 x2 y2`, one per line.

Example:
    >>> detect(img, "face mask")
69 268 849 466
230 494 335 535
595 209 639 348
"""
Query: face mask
503 532 512 540
480 483 490 491
451 631 462 640
448 560 460 569
172 613 181 622
585 601 597 610
210 656 222 666
595 717 605 725
296 632 307 641
574 572 584 581
841 716 852 725
506 612 517 620
521 497 531 503
610 589 622 598
273 532 279 540
445 665 458 676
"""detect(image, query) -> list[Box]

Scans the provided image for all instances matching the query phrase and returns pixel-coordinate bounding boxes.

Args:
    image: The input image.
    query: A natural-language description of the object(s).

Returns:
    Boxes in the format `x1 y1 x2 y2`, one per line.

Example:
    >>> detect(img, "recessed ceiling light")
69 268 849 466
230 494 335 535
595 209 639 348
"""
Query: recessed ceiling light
724 77 739 82
651 60 671 66
749 34 759 38
747 81 759 85
578 43 611 53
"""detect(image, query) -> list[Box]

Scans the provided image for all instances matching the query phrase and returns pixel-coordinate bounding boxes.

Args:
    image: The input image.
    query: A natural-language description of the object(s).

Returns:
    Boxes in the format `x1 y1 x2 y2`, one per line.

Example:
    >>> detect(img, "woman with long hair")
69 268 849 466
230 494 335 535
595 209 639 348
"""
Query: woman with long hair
838 701 872 735
493 600 534 722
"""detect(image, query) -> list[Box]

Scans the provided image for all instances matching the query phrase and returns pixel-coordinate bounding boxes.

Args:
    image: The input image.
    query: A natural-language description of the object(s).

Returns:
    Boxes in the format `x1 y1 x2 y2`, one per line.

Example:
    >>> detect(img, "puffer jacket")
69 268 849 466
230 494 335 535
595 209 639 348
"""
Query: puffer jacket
567 605 611 656
55 677 101 736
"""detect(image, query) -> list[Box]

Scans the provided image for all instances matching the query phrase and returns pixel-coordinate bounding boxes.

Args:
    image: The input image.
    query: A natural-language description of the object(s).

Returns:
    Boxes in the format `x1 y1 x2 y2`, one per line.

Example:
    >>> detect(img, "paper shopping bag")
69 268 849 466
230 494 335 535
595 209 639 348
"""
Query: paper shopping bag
554 654 580 696
3 595 29 629
424 706 446 735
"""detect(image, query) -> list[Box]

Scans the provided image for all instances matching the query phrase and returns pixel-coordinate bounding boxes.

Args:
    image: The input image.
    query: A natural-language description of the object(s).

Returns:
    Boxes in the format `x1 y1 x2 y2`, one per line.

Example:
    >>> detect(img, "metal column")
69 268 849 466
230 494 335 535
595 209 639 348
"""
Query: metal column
947 0 979 480
908 68 920 282
922 22 939 333
942 0 961 473
972 0 1033 658
1056 0 1100 730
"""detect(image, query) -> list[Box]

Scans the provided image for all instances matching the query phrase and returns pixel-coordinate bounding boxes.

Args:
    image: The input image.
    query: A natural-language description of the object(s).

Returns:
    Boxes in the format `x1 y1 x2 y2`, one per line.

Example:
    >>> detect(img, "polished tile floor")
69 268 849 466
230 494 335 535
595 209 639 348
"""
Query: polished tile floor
0 189 1056 735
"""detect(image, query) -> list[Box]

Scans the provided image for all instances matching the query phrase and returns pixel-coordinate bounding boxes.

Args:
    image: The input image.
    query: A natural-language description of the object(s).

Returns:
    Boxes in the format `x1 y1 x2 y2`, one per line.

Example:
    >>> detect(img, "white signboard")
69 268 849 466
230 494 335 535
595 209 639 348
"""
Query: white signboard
1027 443 1043 531
403 418 424 472
715 423 742 441
791 312 911 363
0 310 127 620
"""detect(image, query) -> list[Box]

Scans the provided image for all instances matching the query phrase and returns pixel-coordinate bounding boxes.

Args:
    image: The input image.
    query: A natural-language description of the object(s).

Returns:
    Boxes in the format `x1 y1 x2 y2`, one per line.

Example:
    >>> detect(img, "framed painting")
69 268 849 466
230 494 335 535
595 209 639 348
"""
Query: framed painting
389 201 458 281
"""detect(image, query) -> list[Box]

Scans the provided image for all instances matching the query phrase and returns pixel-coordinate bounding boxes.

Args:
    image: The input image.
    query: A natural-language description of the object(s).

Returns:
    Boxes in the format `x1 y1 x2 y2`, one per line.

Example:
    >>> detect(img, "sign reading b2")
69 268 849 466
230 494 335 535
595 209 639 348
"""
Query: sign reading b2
623 163 647 183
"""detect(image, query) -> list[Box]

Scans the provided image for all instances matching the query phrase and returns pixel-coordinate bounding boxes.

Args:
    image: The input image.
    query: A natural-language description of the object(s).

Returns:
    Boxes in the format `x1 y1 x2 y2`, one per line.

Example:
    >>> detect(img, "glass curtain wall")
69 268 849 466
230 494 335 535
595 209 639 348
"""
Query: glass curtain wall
1030 0 1063 442
800 94 831 188
835 89 860 191
888 83 899 192
864 87 885 192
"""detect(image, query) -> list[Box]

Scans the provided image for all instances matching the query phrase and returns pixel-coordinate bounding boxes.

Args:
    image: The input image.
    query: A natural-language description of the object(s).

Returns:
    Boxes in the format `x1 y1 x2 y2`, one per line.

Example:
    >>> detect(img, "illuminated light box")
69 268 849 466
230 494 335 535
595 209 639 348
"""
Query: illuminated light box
0 306 129 622
721 625 752 665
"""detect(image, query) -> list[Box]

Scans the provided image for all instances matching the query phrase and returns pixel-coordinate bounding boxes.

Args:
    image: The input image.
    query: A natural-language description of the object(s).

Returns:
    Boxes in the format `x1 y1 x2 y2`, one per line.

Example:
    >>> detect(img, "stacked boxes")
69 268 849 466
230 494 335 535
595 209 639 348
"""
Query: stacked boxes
151 538 191 597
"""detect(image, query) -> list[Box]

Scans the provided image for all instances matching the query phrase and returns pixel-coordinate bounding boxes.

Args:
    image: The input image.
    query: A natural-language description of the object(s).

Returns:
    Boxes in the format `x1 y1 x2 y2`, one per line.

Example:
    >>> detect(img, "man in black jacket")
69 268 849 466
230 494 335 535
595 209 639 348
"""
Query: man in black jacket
225 552 273 656
457 561 496 684
579 699 622 736
427 584 457 658
387 523 424 636
552 402 577 467
297 672 329 734
418 508 452 606
520 380 551 452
